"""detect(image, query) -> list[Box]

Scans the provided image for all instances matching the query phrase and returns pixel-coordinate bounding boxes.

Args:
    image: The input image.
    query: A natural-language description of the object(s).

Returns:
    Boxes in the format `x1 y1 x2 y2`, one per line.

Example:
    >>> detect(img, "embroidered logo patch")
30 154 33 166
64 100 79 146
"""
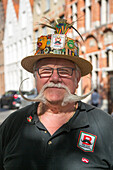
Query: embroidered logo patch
51 34 65 49
27 116 33 122
77 131 97 152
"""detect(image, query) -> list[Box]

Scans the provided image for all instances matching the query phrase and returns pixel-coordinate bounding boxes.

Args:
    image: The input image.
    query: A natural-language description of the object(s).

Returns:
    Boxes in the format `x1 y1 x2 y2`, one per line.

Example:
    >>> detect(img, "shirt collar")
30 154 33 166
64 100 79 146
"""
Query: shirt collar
25 101 90 131
25 102 39 124
65 101 90 131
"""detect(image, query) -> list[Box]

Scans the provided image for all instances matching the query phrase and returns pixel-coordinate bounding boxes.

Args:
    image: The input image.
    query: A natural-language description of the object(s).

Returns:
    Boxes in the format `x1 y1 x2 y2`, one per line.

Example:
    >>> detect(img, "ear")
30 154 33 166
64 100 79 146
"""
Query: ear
77 74 81 84
33 71 37 78
75 80 79 88
76 70 81 88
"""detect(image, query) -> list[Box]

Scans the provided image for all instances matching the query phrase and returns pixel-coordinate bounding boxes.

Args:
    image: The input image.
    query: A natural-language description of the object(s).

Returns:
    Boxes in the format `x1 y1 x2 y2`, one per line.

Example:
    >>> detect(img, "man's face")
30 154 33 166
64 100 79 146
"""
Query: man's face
35 58 78 105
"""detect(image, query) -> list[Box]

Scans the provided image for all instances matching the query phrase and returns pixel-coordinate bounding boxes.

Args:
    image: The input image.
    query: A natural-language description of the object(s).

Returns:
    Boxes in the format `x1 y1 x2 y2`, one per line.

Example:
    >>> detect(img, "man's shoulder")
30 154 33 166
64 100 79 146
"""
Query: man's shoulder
0 103 37 130
81 101 113 126
81 101 108 114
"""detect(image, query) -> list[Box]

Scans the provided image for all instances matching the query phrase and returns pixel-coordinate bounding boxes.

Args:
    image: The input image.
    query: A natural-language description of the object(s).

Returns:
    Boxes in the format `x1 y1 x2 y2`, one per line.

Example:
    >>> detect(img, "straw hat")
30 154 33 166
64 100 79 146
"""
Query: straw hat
21 19 92 76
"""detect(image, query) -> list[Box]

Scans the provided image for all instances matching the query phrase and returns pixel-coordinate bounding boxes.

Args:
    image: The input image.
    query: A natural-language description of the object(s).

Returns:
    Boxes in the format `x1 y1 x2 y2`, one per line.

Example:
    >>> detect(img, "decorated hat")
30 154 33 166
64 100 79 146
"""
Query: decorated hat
21 19 92 76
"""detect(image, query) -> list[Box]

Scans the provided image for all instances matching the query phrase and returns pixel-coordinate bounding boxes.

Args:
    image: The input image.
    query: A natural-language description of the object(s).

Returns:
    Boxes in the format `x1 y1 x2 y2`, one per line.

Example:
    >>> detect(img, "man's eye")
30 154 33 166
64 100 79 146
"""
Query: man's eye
39 68 52 74
59 69 71 74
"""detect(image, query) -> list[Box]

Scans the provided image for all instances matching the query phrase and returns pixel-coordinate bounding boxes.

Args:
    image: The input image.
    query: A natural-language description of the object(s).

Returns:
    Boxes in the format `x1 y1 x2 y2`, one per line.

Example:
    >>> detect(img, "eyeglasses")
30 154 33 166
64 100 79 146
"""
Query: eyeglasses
36 67 75 78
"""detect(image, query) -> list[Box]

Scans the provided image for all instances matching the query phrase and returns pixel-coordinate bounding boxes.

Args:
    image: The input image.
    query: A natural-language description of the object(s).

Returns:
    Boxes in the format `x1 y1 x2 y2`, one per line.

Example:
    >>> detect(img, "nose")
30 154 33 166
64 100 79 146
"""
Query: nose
49 69 61 83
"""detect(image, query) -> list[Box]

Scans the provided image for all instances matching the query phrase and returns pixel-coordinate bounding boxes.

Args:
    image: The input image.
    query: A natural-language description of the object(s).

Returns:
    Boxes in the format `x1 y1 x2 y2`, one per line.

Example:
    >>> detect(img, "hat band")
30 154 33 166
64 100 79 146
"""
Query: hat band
35 34 79 57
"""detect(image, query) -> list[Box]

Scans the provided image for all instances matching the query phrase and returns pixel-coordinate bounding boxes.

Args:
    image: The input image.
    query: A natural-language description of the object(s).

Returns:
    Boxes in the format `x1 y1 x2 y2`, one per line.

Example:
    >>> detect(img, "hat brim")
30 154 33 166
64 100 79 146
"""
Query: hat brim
21 54 92 77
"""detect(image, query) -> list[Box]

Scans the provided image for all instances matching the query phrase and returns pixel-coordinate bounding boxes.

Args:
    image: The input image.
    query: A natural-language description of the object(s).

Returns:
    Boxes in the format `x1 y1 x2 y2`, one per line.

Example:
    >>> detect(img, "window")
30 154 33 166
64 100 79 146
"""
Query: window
106 51 109 67
13 43 17 62
42 26 47 35
105 0 109 23
98 0 101 25
21 11 27 29
9 45 12 63
104 31 113 45
95 54 99 69
89 55 92 64
54 0 57 4
60 15 64 19
17 41 22 60
106 50 113 68
8 21 13 37
49 21 54 34
87 54 99 88
27 36 33 55
99 0 109 25
35 30 38 53
35 30 38 41
83 0 91 31
22 38 27 57
44 0 50 12
35 2 41 15
72 3 77 36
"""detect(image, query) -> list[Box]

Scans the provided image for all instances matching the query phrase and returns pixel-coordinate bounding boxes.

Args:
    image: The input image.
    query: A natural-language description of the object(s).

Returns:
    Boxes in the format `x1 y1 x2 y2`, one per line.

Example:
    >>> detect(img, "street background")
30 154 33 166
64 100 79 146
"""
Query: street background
0 0 113 121
0 108 16 124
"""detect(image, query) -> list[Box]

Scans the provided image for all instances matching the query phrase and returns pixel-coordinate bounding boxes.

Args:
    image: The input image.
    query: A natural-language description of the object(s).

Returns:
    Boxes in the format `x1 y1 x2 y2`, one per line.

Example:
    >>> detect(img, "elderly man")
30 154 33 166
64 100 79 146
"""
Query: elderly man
0 19 113 170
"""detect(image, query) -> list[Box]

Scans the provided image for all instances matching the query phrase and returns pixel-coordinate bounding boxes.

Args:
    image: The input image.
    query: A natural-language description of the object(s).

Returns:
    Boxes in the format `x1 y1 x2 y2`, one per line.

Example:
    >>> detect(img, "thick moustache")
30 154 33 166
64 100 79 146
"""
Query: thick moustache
45 87 65 90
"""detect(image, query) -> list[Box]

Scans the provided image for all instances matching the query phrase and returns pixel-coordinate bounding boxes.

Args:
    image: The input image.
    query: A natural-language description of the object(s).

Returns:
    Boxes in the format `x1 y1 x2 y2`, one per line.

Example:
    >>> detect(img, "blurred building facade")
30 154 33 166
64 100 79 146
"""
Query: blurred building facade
0 0 5 96
3 0 34 92
0 0 113 113
33 0 65 51
65 0 113 113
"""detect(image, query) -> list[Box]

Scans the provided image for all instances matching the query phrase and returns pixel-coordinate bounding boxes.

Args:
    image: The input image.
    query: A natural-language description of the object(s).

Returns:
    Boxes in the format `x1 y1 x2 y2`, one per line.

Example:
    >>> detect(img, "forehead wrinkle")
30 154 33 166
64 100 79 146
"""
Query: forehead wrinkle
36 58 75 68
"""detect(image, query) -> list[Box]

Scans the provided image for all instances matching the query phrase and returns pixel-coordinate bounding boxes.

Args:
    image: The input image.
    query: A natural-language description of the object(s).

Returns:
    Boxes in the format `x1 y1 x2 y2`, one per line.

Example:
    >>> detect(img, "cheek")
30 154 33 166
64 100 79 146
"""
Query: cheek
64 78 76 94
36 77 48 93
69 83 76 93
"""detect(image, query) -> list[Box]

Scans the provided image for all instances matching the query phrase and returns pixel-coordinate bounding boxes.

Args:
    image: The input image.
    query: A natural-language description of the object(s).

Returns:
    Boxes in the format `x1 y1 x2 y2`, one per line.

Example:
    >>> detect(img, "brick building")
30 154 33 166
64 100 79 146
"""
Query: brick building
1 0 113 112
65 0 113 113
33 0 65 51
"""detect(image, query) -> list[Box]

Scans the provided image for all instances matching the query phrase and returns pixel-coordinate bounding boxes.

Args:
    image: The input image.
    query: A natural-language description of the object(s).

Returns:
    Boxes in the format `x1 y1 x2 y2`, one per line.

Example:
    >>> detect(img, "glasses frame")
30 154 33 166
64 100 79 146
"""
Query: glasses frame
36 67 76 78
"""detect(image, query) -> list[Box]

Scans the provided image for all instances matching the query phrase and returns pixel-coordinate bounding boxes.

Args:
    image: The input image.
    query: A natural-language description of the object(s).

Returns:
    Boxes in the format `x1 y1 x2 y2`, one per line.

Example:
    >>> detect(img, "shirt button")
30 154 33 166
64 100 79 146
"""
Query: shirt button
48 141 52 145
44 131 47 134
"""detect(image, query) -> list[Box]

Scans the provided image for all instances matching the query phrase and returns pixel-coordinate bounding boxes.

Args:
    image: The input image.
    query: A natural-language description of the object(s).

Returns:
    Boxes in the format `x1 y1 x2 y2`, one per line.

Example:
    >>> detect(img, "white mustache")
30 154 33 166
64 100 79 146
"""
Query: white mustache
19 78 93 106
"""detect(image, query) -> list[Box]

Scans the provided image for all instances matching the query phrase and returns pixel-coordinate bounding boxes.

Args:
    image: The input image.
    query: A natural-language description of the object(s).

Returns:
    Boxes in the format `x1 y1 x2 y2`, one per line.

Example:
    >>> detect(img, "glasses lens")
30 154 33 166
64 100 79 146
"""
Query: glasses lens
38 67 52 77
58 67 73 77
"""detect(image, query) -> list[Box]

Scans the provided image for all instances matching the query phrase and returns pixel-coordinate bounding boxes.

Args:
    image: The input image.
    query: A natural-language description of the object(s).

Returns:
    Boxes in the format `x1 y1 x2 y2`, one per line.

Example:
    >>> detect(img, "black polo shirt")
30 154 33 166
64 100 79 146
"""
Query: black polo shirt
0 101 113 170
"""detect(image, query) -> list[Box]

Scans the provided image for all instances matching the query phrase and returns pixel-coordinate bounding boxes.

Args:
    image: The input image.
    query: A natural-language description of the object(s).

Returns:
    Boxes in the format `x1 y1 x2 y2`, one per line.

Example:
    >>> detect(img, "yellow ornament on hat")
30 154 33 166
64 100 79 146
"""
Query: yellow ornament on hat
35 36 47 55
37 36 47 49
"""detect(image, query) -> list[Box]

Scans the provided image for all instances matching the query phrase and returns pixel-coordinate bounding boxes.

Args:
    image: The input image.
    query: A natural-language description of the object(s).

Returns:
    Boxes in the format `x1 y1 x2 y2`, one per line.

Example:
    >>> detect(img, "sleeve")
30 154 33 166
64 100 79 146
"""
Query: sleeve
0 123 5 170
106 117 113 169
0 103 36 169
97 112 113 168
0 110 26 170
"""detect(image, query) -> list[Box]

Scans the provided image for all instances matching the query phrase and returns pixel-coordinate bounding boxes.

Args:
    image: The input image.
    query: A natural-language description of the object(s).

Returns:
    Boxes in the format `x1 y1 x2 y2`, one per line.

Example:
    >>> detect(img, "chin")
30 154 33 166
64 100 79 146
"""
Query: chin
45 95 64 105
48 96 64 102
47 99 63 106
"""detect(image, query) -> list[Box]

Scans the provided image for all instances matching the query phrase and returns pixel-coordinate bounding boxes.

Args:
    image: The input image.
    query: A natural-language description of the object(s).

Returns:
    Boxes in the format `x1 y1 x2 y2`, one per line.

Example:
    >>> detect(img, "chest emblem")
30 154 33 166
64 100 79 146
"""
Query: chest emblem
77 131 97 152
27 116 33 122
82 157 89 163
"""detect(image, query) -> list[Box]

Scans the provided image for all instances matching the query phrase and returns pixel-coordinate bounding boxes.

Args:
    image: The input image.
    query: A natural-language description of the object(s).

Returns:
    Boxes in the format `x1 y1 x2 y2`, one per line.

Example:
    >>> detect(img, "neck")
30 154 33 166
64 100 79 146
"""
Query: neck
37 102 78 135
37 102 78 115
